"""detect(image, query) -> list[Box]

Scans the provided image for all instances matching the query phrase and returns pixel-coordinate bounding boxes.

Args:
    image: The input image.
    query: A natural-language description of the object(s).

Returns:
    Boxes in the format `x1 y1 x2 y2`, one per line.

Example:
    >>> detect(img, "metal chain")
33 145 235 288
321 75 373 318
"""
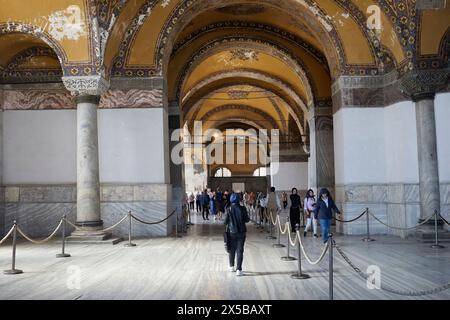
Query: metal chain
334 242 450 296
368 211 436 231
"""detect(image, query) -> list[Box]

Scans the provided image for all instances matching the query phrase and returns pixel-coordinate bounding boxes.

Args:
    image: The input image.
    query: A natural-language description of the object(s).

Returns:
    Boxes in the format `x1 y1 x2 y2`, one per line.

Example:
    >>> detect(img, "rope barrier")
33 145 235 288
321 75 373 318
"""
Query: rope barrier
130 209 177 225
269 211 329 265
0 225 15 245
334 242 450 296
65 213 129 233
297 230 329 265
16 219 63 244
439 213 450 226
334 209 367 223
368 211 436 231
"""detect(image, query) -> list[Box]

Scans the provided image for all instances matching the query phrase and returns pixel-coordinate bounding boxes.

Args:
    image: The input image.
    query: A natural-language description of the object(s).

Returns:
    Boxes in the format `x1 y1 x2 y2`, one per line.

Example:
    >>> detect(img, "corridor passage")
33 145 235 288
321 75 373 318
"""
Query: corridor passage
1 209 449 300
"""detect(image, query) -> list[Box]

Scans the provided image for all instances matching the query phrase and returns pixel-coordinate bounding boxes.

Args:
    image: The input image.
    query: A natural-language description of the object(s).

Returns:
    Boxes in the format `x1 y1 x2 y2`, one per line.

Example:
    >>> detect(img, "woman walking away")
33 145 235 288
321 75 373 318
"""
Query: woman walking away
289 188 301 232
313 188 341 243
303 189 318 238
196 191 202 214
225 193 250 276
189 192 195 211
210 191 217 220
216 188 224 221
281 191 288 209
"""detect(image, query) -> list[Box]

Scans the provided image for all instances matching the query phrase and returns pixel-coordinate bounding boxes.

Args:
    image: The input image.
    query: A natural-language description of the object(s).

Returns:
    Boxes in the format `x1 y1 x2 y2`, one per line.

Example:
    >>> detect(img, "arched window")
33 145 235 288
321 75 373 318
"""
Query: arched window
253 167 267 177
214 167 232 177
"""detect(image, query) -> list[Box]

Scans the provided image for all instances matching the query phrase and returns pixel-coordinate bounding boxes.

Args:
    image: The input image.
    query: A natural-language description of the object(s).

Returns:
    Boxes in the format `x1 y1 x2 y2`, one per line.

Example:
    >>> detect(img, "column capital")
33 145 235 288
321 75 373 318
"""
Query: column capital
399 68 450 102
62 75 110 97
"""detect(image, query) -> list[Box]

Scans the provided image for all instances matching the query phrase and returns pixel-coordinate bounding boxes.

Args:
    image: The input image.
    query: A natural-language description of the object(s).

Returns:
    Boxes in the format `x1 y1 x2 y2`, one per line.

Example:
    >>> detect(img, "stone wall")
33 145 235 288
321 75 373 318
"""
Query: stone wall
1 183 172 238
335 182 450 238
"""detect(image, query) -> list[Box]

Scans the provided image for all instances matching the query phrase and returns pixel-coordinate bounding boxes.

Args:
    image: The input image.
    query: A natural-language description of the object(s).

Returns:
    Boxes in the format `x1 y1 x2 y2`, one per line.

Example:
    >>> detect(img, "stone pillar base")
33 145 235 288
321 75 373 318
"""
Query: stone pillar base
67 227 123 244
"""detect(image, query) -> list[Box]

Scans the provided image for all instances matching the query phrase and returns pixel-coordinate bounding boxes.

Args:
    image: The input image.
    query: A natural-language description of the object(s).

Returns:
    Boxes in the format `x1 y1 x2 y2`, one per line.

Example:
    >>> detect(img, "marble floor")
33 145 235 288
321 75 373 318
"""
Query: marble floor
0 210 449 300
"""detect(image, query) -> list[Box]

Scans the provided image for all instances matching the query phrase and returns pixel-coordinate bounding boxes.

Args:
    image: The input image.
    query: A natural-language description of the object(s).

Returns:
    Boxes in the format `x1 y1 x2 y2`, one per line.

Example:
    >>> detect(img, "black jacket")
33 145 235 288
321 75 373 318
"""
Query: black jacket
224 204 250 234
313 198 340 220
200 193 210 206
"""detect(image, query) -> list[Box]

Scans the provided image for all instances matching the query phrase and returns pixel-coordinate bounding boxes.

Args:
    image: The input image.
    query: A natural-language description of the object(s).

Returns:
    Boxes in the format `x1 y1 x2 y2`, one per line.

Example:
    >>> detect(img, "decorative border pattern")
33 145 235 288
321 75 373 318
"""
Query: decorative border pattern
170 20 329 69
1 88 163 109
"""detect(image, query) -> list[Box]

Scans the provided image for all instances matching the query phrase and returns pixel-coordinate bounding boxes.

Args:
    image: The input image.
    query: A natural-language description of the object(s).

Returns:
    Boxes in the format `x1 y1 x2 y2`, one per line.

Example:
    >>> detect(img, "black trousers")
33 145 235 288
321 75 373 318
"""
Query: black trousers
289 207 301 231
196 200 201 212
189 201 194 210
202 205 209 220
229 233 246 271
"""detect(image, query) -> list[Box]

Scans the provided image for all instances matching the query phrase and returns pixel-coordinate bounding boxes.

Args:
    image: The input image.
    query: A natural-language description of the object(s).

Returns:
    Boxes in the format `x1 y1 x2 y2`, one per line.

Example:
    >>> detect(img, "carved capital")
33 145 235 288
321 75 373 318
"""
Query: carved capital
399 69 450 102
62 75 110 96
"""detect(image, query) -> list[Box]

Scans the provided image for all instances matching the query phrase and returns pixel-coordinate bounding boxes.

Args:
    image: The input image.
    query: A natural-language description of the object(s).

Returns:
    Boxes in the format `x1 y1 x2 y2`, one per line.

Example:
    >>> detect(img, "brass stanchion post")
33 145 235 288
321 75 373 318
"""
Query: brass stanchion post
56 215 71 258
291 224 310 279
4 221 23 275
281 217 296 261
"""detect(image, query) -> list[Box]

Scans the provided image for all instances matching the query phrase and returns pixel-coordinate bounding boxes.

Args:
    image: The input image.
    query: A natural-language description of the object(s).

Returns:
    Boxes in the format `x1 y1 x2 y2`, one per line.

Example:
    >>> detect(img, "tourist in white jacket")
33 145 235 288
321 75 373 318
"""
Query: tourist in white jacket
303 189 318 238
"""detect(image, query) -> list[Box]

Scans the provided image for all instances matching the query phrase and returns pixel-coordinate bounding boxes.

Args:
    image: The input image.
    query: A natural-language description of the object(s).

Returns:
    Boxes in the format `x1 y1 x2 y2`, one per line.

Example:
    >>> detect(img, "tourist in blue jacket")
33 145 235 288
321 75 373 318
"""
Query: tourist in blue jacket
313 188 341 243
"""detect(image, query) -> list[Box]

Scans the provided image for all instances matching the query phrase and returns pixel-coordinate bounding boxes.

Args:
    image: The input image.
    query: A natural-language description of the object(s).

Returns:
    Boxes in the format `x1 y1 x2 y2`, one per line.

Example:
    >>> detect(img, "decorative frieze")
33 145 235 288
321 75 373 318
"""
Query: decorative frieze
399 68 450 101
2 90 74 110
1 88 163 110
100 89 163 108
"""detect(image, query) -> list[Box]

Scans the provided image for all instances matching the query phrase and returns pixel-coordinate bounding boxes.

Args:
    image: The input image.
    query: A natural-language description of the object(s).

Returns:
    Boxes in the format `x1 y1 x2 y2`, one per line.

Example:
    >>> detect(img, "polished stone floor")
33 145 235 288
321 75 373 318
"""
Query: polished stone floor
0 210 449 300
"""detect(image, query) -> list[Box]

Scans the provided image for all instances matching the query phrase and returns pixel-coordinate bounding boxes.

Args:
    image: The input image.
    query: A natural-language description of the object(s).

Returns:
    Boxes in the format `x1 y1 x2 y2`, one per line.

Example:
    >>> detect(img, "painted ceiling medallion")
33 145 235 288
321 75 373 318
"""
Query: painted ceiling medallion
215 4 266 15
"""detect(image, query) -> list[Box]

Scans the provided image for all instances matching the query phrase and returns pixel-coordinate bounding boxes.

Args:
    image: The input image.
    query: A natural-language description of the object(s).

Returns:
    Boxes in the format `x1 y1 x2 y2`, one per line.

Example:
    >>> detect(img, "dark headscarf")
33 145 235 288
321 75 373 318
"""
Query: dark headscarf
319 188 333 201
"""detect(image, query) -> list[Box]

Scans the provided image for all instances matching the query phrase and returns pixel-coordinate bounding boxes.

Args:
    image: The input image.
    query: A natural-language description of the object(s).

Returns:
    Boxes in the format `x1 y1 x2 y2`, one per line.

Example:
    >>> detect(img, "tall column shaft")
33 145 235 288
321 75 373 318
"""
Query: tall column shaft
312 114 334 193
75 95 102 230
415 97 440 220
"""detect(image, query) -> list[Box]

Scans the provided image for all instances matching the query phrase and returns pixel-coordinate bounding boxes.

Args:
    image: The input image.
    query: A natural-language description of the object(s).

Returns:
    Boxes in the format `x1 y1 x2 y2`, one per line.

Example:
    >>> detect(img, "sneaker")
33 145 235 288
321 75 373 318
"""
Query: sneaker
228 266 236 272
313 234 318 238
236 270 243 276
303 231 307 237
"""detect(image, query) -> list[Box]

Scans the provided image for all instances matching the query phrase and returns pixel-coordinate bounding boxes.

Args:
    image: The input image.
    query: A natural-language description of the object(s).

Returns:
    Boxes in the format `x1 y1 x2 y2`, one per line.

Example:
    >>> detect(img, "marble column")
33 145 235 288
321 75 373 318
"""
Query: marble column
414 94 441 220
0 91 4 237
310 114 335 194
73 95 104 234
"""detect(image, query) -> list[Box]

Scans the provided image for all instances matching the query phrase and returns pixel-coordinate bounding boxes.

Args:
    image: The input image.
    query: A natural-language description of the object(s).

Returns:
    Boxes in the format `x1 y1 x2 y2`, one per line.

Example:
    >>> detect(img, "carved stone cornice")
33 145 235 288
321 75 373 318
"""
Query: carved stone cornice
399 69 450 102
331 70 399 96
62 75 110 96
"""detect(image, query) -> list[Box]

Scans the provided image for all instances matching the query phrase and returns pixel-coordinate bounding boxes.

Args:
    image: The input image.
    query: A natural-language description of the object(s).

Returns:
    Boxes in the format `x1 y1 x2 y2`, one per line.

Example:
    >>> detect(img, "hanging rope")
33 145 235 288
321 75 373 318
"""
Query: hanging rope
334 209 367 223
16 219 63 244
368 211 436 231
0 225 16 245
439 213 450 226
130 209 177 225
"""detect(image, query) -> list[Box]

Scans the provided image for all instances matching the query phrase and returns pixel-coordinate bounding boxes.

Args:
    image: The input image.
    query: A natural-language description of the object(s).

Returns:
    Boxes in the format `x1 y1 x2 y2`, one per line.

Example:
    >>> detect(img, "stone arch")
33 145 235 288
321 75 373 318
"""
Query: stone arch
0 23 68 67
155 0 348 77
174 36 317 106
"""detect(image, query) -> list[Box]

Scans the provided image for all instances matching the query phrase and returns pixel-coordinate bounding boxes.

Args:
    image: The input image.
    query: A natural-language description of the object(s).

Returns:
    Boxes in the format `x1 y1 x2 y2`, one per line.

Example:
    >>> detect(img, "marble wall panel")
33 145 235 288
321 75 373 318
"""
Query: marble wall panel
1 183 173 238
440 183 450 205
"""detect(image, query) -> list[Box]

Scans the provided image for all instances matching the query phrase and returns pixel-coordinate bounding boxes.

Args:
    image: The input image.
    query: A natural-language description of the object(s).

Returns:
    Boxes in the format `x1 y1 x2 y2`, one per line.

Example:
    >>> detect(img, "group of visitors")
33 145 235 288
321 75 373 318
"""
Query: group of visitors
188 186 341 276
187 189 231 221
